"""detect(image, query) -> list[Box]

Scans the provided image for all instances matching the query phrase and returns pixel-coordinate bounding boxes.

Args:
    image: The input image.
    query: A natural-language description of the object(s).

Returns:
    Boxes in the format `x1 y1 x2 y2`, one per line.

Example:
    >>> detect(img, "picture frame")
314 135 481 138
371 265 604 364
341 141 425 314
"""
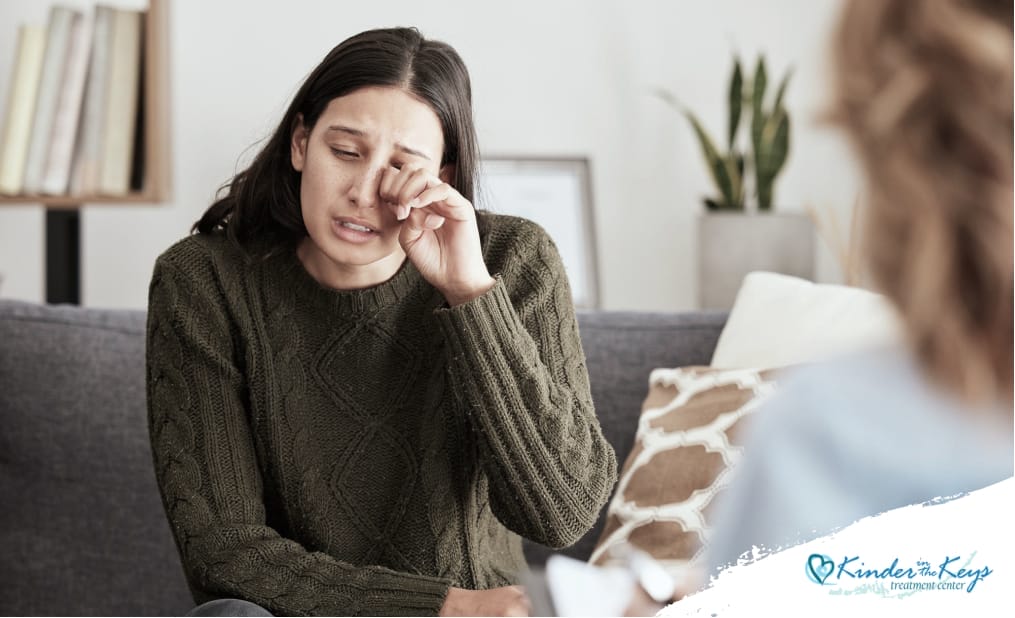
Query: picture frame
478 157 600 309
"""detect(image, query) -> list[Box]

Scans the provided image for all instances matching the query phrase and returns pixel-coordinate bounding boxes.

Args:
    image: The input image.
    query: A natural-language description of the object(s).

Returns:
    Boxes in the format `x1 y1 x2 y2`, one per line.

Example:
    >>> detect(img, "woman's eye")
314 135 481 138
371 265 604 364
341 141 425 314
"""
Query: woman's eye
330 148 358 158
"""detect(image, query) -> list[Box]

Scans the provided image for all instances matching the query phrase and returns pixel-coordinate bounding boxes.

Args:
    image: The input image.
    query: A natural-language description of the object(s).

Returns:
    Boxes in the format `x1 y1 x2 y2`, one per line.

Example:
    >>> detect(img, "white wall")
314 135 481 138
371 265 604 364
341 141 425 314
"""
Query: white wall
0 0 861 310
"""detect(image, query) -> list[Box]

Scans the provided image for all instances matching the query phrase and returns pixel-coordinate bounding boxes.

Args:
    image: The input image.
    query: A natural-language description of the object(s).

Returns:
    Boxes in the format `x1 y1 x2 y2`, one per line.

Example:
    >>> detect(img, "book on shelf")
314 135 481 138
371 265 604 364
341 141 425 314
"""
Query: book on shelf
40 9 93 195
129 16 146 194
0 25 46 195
20 6 79 195
98 7 143 196
69 5 113 196
0 3 146 200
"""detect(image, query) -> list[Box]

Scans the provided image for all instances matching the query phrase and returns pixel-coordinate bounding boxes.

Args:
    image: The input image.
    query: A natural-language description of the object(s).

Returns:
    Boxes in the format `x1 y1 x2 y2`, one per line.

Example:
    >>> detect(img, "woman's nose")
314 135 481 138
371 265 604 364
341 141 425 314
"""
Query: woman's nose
348 165 383 208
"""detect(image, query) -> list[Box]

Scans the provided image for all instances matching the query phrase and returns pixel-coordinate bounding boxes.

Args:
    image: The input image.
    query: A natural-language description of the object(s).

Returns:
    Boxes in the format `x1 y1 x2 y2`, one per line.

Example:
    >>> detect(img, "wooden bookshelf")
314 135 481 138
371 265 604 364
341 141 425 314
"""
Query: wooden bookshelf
0 0 171 302
0 0 170 206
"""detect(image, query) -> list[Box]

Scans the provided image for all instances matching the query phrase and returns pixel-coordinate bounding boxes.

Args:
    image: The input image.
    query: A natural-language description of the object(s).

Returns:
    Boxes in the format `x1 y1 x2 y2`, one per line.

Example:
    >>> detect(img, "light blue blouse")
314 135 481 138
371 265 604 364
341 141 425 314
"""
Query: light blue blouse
705 346 1014 576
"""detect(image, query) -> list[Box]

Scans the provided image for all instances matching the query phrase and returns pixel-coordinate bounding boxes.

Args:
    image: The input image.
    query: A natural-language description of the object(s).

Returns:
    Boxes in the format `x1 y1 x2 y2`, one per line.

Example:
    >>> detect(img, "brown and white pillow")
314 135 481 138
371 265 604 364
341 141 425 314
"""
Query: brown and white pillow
589 366 780 579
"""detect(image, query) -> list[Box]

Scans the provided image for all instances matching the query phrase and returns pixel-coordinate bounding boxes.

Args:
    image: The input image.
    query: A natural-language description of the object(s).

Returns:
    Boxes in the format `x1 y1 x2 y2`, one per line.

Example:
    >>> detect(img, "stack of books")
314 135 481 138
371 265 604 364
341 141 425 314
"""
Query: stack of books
0 4 145 198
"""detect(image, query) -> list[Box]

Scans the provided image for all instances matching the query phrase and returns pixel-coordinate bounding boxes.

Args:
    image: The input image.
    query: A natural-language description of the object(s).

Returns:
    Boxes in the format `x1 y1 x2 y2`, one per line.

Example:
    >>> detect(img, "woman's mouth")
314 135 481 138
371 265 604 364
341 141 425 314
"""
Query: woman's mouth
332 219 379 243
340 221 374 233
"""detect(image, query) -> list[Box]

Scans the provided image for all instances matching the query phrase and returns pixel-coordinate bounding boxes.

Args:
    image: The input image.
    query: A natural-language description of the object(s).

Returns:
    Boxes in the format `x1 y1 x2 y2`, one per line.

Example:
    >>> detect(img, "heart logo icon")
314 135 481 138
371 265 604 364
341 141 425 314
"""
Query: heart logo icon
807 554 835 585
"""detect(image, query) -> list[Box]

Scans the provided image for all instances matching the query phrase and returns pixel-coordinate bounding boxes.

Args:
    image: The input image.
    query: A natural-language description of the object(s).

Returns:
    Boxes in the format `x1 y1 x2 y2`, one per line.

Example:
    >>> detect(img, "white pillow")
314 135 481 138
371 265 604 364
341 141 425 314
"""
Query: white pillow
710 272 902 369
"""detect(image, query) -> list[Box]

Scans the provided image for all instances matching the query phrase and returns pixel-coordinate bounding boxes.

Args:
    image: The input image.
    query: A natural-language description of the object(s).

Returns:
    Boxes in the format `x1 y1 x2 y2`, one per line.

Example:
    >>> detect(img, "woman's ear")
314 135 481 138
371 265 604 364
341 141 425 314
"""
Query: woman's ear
439 164 455 185
291 114 309 172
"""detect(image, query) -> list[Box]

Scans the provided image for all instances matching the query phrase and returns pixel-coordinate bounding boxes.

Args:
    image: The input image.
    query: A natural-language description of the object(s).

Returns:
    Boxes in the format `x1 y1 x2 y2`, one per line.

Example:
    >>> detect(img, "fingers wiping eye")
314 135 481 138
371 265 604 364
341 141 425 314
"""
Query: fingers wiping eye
410 183 454 212
396 169 433 208
379 165 420 205
379 166 400 204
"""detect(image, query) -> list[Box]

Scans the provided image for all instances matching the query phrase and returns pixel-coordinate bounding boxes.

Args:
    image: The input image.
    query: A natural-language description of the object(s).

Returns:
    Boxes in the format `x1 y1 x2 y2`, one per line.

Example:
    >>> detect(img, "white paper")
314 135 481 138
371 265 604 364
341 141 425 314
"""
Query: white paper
546 554 636 617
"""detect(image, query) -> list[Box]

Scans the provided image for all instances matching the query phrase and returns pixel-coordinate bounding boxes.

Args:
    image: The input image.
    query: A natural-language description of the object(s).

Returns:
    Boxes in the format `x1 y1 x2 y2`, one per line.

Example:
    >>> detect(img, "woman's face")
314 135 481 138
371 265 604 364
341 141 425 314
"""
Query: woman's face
291 86 448 288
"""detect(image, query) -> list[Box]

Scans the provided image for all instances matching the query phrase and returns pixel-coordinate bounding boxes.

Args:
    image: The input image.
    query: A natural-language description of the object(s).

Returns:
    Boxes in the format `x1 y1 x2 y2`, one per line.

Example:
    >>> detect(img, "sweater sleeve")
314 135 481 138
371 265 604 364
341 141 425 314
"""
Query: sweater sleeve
146 255 451 616
432 223 618 548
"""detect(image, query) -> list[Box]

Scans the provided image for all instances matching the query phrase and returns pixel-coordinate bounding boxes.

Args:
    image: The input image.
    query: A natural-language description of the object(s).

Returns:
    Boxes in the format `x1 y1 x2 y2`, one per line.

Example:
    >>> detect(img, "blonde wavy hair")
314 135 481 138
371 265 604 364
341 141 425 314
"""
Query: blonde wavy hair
830 0 1013 404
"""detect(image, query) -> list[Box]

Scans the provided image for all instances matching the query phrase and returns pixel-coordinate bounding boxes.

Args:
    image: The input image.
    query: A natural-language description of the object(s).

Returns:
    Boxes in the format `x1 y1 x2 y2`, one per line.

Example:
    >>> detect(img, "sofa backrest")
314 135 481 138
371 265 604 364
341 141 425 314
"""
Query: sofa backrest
0 300 191 616
0 299 725 616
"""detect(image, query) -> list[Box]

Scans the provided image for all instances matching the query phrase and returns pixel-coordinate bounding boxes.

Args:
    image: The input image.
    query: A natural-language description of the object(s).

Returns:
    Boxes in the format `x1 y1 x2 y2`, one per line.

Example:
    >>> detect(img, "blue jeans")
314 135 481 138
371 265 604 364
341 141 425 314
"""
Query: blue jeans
186 599 274 617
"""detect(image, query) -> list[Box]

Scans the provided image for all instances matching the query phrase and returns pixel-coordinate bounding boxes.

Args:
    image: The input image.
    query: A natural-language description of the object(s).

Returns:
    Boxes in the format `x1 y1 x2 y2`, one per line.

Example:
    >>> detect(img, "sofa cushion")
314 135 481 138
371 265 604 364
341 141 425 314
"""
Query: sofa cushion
0 300 191 616
588 366 780 581
710 271 901 369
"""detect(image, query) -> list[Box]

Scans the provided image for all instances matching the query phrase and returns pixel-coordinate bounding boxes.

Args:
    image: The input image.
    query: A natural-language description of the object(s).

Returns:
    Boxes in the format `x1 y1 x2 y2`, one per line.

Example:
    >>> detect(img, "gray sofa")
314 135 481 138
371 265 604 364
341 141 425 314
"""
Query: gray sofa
0 298 726 616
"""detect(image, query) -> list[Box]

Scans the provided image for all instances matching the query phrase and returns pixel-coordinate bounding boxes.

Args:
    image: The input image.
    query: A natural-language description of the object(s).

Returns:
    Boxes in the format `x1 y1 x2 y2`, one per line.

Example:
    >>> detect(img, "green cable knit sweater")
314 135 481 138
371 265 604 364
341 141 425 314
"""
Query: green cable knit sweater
145 212 617 616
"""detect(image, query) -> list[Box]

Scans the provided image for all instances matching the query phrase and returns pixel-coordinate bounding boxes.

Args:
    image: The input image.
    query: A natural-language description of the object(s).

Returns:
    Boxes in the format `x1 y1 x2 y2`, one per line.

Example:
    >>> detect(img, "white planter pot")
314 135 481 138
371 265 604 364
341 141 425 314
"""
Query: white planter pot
698 212 815 309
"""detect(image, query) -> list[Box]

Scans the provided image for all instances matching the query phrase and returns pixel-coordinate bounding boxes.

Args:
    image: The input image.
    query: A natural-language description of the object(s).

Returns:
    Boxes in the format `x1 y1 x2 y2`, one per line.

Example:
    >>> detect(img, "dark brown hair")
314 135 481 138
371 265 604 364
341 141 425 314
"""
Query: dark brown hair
831 0 1013 402
194 27 479 252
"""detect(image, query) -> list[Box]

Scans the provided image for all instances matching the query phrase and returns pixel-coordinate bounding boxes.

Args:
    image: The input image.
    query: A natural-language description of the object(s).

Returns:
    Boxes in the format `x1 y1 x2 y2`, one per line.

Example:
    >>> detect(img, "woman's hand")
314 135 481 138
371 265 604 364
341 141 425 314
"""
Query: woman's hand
380 165 495 306
439 586 531 617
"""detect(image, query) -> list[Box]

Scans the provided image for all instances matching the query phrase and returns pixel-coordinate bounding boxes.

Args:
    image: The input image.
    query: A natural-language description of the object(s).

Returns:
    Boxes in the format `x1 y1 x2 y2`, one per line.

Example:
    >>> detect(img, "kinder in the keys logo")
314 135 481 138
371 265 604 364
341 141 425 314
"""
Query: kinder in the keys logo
805 553 992 596
806 554 835 585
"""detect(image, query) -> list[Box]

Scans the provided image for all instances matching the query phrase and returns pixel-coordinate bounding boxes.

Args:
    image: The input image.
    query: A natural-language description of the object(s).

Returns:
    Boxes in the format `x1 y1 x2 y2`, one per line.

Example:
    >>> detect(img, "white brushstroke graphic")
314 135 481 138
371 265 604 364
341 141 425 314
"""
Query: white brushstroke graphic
660 477 1013 617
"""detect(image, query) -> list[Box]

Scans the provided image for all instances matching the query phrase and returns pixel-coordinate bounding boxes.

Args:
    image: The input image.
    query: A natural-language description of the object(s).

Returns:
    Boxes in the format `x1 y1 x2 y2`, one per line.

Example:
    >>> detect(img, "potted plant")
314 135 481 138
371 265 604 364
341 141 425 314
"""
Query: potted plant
658 56 815 309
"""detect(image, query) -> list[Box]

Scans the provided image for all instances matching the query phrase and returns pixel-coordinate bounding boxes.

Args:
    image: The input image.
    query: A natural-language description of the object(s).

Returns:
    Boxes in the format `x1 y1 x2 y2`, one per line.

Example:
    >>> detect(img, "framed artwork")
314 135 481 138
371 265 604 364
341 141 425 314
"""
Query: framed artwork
478 157 600 309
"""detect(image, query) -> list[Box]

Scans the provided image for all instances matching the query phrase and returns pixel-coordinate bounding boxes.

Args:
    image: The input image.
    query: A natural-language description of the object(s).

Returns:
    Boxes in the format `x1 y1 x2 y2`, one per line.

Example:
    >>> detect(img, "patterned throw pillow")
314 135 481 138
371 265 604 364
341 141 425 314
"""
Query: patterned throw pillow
589 366 780 580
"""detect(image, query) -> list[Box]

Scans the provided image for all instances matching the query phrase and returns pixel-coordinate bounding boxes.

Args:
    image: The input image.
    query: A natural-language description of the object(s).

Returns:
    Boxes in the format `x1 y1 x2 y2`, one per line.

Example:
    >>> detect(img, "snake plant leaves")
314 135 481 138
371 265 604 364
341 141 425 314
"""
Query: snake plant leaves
770 108 790 178
728 58 743 149
684 110 743 209
773 68 793 111
750 56 768 158
704 198 723 211
653 87 743 209
756 107 790 210
657 54 789 211
727 152 745 206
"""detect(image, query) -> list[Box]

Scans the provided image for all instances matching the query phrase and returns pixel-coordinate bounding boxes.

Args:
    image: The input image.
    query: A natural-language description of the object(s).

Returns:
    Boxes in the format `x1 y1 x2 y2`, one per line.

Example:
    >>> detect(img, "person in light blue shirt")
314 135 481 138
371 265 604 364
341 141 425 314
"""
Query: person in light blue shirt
706 347 1013 574
705 0 1014 578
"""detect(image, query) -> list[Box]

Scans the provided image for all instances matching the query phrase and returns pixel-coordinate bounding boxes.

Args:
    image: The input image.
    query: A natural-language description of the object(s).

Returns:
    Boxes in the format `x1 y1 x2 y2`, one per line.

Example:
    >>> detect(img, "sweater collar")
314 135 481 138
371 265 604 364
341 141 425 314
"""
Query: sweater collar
276 243 426 317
